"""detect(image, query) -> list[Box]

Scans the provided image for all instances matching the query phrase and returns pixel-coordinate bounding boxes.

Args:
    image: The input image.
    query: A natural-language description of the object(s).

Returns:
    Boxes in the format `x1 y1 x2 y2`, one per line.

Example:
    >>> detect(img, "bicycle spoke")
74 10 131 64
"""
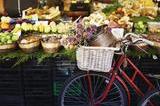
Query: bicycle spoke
69 83 87 101
100 100 121 106
65 90 85 101
60 73 127 106
64 93 86 104
107 95 122 101
93 75 106 97
139 90 160 106
65 83 87 100
74 78 89 98
66 83 88 102
108 88 121 97
93 75 102 96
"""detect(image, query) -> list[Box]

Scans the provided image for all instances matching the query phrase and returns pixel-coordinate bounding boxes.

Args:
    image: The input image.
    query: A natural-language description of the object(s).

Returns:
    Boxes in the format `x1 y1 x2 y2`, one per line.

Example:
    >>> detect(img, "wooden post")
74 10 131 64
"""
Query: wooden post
0 0 5 15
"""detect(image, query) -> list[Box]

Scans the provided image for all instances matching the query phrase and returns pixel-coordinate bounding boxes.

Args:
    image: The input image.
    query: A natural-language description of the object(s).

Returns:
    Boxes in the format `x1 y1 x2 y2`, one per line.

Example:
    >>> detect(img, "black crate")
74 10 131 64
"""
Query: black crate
52 57 78 106
53 57 77 79
0 59 23 106
53 57 77 88
139 56 160 74
22 59 54 106
24 96 53 106
0 59 18 68
0 95 24 106
0 59 22 95
22 59 51 70
22 60 53 97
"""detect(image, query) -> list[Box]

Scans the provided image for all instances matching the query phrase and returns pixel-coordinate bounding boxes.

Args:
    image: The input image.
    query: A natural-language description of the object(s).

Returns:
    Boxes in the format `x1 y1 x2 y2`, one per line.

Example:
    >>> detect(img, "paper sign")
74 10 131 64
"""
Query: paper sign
35 21 49 25
111 28 124 40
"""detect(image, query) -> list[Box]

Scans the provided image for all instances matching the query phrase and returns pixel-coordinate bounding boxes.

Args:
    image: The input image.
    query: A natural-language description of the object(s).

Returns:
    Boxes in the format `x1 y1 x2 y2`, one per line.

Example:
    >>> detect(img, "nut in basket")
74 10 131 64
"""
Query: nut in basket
0 43 17 53
41 36 61 53
18 35 41 53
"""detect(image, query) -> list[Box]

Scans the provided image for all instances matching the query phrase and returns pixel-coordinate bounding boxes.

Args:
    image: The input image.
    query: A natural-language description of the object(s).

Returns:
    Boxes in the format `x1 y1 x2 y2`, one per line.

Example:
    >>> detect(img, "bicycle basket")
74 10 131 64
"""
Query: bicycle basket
76 46 118 72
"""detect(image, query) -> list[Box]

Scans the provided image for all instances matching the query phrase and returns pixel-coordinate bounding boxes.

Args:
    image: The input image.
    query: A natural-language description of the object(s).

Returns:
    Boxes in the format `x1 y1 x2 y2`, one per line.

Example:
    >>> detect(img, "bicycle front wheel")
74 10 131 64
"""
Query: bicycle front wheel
138 89 160 106
59 71 128 106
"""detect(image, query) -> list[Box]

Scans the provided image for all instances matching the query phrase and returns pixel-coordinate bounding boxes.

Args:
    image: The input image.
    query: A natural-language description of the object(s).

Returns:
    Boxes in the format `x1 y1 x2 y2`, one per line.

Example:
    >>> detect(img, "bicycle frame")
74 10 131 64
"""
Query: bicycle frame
87 54 155 106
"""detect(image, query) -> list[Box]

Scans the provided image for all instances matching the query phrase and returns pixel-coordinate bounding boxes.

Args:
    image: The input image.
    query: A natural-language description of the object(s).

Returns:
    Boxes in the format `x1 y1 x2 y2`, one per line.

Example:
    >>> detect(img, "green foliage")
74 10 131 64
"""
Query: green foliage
36 51 53 64
131 16 160 23
111 0 119 3
132 16 160 34
0 47 158 67
131 16 153 23
12 55 31 67
0 49 76 67
102 1 122 16
58 49 76 60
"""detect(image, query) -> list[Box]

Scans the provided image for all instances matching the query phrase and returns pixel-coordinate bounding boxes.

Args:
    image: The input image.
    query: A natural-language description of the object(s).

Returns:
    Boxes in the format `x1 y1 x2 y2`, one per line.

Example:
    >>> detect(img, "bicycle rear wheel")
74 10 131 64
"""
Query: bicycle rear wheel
138 89 160 106
59 71 128 106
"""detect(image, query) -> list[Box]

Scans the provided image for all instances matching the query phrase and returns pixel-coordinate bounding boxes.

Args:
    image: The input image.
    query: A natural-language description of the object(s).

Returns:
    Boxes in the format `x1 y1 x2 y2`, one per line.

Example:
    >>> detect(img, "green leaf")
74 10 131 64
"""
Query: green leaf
131 16 153 23
102 2 122 16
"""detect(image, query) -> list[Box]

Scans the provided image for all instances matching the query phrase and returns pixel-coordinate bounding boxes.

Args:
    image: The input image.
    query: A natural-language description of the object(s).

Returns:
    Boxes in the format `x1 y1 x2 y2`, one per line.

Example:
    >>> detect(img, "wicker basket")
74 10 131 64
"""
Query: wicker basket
0 43 17 53
18 41 40 53
41 41 61 53
76 46 118 72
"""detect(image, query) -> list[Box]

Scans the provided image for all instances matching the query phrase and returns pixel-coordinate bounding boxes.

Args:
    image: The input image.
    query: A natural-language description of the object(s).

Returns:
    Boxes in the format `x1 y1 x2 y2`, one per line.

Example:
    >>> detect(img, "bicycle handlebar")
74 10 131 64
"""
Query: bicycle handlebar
123 33 160 48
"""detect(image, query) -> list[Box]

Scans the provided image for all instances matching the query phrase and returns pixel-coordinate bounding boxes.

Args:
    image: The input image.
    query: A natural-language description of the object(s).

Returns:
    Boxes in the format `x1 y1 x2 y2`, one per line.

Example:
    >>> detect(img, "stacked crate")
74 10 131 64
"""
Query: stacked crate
0 56 159 106
52 57 78 105
0 59 24 106
139 56 160 74
22 59 53 106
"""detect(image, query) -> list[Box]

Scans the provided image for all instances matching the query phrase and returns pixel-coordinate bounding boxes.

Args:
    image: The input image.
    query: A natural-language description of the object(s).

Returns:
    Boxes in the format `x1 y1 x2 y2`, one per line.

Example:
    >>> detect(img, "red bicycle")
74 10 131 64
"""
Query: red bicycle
59 33 158 106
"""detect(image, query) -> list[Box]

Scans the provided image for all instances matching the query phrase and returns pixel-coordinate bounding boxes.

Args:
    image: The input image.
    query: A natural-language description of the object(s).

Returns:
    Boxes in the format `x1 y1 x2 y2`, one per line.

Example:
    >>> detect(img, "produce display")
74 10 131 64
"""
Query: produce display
92 2 108 11
134 21 147 34
82 11 107 27
61 36 78 50
19 35 40 44
18 35 41 53
0 0 160 56
148 22 160 33
118 0 158 17
0 32 18 45
0 16 12 30
0 32 18 53
12 21 75 35
22 6 61 20
41 36 61 53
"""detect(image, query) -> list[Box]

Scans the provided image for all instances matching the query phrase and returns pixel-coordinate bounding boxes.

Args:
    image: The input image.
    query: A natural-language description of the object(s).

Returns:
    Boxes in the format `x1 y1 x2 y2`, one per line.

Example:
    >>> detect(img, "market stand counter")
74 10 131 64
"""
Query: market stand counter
0 54 160 106
0 57 78 106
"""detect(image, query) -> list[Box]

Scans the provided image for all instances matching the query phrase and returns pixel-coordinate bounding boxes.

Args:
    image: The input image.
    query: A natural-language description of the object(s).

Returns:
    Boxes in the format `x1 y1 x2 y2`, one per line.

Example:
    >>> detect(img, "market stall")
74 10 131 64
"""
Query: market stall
1 0 160 105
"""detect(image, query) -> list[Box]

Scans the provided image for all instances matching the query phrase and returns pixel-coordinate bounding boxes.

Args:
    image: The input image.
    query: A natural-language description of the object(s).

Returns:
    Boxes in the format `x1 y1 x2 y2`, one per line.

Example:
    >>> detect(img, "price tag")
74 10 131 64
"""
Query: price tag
35 21 49 25
31 14 38 21
111 28 124 40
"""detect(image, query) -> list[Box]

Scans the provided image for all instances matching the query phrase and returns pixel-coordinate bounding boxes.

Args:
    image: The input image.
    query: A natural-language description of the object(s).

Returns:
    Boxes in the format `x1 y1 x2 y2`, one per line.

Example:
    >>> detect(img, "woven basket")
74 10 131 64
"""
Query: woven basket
41 41 61 53
0 43 17 53
18 41 40 53
76 46 118 72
